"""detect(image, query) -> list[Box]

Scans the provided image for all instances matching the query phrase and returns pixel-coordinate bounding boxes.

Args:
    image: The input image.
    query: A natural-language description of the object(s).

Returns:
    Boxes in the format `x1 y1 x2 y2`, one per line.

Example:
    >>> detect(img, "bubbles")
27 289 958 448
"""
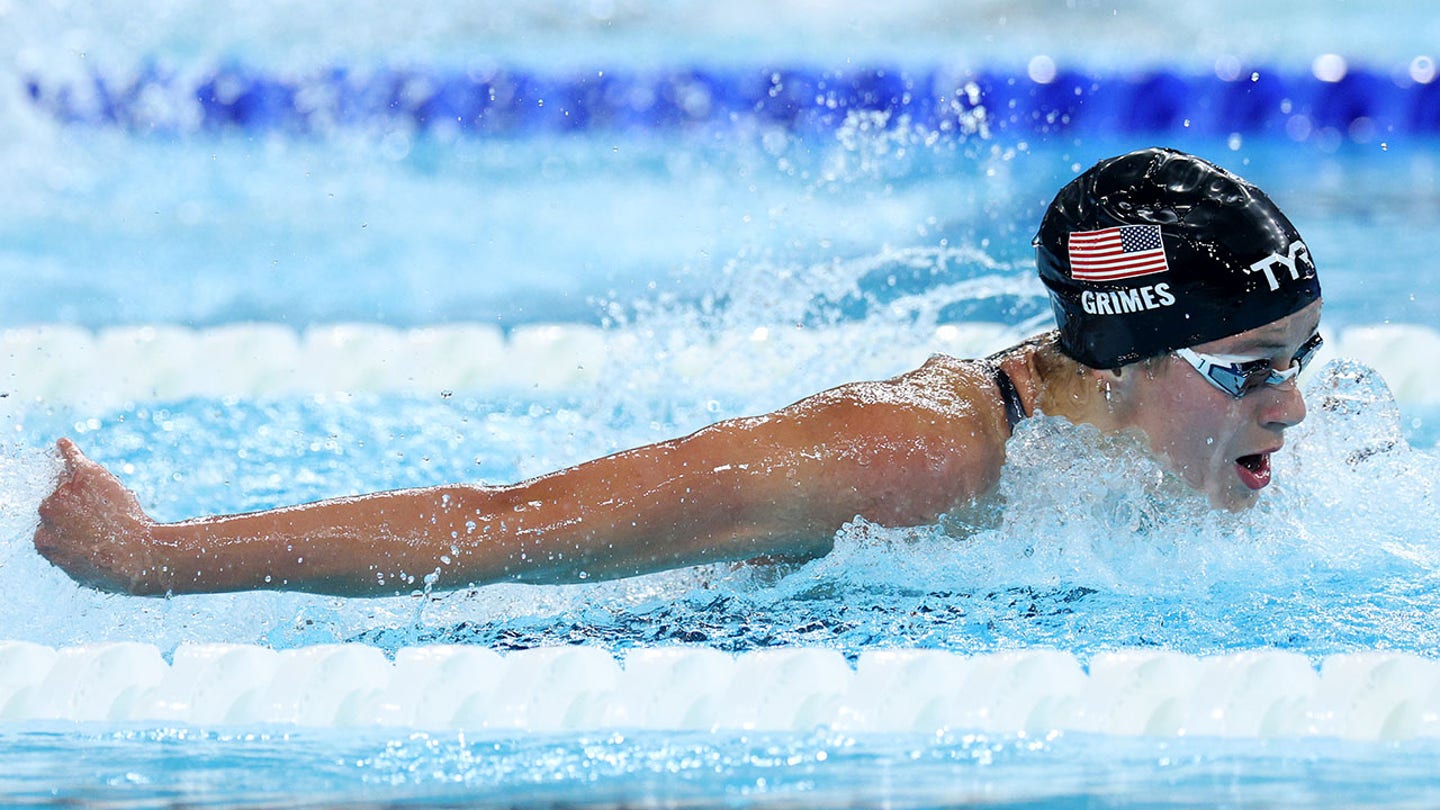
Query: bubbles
982 418 1223 589
1214 55 1244 82
1026 56 1057 85
1293 359 1406 466
1409 55 1437 84
0 441 58 564
1312 54 1349 83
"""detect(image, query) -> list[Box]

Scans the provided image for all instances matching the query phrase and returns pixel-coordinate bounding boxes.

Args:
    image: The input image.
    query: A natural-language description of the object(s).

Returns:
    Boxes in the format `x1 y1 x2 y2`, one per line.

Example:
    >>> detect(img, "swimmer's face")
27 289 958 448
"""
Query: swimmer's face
1111 300 1323 511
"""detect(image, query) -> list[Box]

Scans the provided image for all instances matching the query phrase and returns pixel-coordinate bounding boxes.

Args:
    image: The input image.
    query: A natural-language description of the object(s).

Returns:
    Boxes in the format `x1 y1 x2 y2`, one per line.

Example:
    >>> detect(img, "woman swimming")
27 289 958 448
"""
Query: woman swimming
32 147 1323 596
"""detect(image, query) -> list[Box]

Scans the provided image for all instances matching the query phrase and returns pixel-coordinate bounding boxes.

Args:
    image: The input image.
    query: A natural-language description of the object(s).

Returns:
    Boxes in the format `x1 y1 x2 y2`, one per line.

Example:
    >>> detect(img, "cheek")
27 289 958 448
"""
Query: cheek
1147 387 1239 468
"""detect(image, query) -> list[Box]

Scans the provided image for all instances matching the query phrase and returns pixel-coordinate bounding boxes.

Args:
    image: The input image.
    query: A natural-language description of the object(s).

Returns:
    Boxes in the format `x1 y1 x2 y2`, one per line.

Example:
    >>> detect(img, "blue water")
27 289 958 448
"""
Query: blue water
4 725 1440 808
5 133 1438 332
8 1 1440 807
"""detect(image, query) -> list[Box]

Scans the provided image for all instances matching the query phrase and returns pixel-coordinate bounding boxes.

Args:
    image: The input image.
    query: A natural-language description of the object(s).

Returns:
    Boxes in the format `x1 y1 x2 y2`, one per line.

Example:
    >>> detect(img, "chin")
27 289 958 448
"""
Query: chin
1208 486 1260 512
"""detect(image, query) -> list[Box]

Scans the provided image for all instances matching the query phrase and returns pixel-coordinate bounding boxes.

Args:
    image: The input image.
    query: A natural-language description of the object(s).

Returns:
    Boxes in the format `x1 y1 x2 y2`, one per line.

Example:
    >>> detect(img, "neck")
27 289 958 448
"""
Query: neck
992 332 1125 429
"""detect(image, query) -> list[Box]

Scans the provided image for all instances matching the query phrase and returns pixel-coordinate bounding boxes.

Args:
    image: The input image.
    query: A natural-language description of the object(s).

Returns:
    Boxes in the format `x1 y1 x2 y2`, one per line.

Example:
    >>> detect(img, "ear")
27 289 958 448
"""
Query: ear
1087 366 1124 385
1088 363 1143 403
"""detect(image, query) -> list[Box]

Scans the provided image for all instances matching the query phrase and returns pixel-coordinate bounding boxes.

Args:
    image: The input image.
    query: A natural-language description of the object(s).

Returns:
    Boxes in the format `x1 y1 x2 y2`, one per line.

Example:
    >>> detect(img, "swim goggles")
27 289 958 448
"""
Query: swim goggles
1173 332 1324 398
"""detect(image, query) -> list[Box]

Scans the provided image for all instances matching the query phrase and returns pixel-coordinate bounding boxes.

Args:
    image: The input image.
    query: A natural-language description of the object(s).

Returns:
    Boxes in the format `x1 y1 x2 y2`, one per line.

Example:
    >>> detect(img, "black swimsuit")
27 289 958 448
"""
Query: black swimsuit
993 366 1028 433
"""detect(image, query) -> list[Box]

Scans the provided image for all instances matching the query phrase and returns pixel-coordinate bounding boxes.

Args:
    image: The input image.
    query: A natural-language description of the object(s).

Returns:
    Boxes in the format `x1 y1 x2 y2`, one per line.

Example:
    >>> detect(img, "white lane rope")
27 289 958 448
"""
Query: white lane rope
1 322 1434 405
0 642 1437 739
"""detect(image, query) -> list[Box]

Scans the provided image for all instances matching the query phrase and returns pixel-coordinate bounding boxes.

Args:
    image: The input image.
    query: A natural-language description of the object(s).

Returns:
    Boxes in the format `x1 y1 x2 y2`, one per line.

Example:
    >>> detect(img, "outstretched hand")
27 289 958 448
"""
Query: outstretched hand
33 439 166 595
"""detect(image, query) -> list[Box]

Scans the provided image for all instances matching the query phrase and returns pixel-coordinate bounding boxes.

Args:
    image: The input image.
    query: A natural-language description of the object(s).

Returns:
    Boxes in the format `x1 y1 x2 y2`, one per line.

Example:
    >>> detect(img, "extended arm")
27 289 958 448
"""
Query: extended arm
34 360 1004 596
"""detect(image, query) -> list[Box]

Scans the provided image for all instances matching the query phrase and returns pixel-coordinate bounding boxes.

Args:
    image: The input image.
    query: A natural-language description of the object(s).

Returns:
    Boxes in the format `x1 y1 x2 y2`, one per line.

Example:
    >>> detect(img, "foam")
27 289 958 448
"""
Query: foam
3 322 1433 409
2 641 1440 739
1328 324 1440 406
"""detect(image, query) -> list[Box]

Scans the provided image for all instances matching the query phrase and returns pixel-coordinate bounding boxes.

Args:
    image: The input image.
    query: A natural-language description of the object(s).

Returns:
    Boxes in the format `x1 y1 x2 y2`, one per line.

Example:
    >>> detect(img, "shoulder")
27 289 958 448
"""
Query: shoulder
765 353 1012 523
821 353 1001 424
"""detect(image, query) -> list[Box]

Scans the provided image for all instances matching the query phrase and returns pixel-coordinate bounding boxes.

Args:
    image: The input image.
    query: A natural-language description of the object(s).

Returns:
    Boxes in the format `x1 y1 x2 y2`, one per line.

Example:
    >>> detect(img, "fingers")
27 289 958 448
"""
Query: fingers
39 438 86 523
50 437 98 489
55 437 82 473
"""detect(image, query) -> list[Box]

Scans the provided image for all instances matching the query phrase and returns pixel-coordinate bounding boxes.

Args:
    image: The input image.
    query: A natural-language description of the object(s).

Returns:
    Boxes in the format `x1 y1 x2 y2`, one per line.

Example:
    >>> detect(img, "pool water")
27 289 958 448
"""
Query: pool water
6 1 1440 806
6 725 1440 808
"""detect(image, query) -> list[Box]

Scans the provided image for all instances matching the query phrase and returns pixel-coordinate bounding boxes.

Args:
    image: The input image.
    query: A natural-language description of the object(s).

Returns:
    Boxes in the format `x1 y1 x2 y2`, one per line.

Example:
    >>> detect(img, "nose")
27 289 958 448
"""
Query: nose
1259 379 1307 429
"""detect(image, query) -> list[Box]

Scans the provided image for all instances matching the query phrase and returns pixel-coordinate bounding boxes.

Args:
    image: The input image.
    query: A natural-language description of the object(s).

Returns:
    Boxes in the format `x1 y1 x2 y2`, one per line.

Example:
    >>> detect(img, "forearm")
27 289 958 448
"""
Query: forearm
145 491 797 598
151 486 496 596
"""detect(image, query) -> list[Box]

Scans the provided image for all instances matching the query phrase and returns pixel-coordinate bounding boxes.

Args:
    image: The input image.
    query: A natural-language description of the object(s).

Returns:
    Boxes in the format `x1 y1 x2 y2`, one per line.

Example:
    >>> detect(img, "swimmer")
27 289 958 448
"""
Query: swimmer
32 147 1323 596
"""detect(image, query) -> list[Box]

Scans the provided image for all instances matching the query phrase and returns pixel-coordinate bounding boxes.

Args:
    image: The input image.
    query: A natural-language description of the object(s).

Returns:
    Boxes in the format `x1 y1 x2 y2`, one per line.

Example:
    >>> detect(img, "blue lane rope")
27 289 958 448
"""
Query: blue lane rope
21 62 1437 138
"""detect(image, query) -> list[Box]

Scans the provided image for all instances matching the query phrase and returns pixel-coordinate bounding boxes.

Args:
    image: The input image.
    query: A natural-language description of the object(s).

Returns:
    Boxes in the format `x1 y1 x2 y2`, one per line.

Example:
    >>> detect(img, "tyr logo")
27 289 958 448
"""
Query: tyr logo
1244 240 1313 292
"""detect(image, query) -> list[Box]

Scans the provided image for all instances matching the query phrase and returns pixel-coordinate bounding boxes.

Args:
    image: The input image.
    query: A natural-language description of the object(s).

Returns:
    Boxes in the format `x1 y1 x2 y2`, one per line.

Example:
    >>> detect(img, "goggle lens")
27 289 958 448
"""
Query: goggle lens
1176 333 1323 399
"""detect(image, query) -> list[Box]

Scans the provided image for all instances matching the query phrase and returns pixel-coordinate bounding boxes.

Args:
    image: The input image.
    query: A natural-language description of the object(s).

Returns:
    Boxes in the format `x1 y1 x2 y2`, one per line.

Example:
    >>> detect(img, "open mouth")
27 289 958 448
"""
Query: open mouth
1235 453 1272 490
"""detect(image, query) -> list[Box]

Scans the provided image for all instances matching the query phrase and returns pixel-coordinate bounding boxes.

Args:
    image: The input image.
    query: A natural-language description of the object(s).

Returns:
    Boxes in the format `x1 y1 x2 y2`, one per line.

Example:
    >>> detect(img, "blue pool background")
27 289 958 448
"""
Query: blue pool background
5 0 1440 806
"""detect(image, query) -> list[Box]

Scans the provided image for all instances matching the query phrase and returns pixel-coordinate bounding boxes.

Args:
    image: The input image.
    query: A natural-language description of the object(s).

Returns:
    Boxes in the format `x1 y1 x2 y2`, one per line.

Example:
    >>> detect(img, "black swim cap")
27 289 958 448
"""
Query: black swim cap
1035 147 1322 369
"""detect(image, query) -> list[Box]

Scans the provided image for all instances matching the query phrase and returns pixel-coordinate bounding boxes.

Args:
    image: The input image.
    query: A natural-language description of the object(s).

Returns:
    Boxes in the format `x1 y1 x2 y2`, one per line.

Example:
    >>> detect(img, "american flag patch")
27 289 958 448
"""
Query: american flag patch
1067 224 1170 282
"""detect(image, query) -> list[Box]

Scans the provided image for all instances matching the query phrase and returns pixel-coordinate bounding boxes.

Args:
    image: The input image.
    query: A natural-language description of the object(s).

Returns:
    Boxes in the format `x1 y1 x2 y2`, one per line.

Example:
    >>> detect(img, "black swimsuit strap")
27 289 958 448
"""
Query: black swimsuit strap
993 366 1027 432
